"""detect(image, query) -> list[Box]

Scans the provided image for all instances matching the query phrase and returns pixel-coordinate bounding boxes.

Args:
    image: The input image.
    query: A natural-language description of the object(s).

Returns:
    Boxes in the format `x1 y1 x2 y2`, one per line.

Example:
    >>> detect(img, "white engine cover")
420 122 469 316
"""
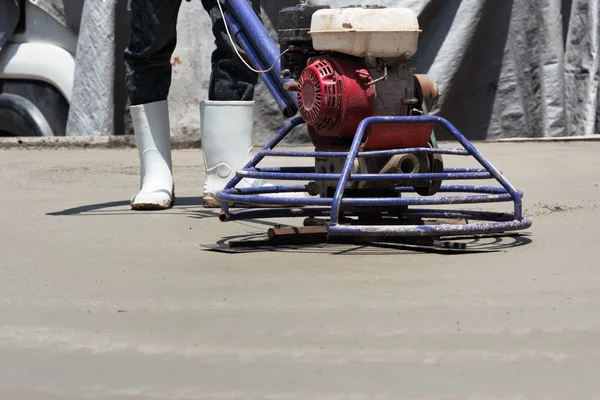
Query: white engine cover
309 7 421 58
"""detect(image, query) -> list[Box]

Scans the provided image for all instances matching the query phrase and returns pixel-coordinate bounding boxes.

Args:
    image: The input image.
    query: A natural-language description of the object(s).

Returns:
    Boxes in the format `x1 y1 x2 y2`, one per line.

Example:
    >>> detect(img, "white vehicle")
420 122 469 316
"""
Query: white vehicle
0 0 76 136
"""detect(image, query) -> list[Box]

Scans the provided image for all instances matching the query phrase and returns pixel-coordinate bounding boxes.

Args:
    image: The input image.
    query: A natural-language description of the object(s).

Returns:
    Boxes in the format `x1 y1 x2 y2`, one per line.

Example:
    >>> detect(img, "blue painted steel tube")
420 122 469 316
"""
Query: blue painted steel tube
253 167 315 173
435 116 524 219
399 209 519 222
225 0 298 107
218 190 515 207
216 114 532 238
223 117 305 192
221 183 520 198
224 13 297 117
396 185 520 195
329 118 374 226
227 0 280 72
221 208 520 224
328 219 532 237
253 166 486 174
218 117 306 213
224 185 307 195
328 116 525 227
226 0 298 115
443 168 492 173
237 170 493 181
258 148 470 158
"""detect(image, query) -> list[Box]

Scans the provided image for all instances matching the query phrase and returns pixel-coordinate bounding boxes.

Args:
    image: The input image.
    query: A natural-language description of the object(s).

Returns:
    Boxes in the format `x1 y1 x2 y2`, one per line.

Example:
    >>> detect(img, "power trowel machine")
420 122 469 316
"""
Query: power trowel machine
213 1 532 248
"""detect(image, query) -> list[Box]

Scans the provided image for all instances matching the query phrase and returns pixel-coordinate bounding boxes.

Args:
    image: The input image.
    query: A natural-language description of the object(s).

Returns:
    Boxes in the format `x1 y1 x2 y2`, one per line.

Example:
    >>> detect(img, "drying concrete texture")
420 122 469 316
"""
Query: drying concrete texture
1 142 600 398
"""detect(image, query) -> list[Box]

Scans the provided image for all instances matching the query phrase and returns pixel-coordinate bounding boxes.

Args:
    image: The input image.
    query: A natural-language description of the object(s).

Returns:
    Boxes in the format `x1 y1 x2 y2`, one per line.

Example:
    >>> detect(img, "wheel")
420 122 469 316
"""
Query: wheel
0 93 54 136
0 79 68 137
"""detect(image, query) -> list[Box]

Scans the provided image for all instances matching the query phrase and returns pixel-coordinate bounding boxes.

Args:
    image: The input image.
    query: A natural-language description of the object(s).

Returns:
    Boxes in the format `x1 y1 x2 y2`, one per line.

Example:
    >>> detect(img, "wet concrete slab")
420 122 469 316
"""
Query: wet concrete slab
1 143 599 399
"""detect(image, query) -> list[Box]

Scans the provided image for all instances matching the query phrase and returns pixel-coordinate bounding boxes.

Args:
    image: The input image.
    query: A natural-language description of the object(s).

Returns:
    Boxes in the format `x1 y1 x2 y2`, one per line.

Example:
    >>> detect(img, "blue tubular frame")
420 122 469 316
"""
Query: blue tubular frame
218 1 532 239
216 116 532 238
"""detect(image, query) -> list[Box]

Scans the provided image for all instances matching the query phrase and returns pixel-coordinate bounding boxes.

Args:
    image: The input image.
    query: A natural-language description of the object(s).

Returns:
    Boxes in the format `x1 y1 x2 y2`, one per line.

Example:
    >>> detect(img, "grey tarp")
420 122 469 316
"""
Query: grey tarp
0 0 19 50
65 0 118 137
313 0 600 139
31 0 599 140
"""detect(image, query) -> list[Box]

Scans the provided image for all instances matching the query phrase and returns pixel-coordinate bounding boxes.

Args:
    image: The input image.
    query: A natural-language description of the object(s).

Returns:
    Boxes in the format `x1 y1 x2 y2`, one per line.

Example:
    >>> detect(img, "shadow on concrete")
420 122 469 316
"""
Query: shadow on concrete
46 197 209 216
203 232 532 255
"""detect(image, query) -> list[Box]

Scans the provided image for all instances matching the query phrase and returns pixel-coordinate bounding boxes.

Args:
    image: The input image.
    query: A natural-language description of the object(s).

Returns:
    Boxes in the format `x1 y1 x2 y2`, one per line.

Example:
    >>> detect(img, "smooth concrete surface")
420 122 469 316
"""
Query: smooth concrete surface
1 142 599 399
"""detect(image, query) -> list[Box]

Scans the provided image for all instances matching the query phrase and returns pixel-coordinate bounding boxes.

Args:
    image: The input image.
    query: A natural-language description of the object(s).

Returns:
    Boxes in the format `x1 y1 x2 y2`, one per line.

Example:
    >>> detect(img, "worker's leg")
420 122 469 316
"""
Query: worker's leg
201 0 261 101
124 0 183 210
200 0 291 207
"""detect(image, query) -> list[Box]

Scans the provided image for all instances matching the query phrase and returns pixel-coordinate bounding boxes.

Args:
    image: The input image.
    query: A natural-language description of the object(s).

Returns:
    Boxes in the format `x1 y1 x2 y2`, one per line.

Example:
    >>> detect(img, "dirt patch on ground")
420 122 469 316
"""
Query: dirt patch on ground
530 201 597 216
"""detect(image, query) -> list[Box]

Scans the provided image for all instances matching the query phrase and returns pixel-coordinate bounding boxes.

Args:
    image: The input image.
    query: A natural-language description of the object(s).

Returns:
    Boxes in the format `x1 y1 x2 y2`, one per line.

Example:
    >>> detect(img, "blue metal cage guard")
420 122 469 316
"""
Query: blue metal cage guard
216 116 532 238
211 1 532 241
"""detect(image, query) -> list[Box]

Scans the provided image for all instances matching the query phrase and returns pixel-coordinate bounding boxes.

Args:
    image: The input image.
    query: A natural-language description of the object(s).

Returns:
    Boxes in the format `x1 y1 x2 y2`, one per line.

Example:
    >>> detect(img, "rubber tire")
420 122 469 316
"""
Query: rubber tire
0 79 68 136
0 93 55 136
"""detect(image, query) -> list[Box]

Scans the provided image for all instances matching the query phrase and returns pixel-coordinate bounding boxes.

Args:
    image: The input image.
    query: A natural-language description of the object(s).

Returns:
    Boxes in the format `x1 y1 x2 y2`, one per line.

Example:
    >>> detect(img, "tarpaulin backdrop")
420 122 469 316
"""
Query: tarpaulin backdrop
27 0 600 140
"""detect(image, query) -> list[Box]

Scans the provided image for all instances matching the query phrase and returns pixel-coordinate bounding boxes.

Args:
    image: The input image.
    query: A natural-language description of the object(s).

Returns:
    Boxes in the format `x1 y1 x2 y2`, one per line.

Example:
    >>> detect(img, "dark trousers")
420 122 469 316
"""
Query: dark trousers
125 0 261 106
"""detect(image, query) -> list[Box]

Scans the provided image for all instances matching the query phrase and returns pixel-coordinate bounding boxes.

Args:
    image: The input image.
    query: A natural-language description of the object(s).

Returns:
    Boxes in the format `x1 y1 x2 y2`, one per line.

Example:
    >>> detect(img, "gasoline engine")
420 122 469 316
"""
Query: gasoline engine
212 1 532 246
278 4 444 199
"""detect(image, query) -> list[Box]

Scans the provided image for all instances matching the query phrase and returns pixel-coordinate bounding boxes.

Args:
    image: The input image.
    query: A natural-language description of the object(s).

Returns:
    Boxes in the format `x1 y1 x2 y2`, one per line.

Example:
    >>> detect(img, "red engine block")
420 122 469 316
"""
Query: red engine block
297 56 433 149
298 56 374 141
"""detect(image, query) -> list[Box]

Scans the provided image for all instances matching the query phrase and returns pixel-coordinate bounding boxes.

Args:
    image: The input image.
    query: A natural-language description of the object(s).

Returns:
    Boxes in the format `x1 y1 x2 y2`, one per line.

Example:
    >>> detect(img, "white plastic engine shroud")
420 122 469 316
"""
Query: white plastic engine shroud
309 7 421 58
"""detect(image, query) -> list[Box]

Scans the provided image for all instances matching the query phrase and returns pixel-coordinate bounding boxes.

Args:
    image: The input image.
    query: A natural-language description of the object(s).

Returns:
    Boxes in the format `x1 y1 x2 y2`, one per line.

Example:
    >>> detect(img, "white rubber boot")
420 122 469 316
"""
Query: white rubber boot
130 100 175 210
200 100 289 208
